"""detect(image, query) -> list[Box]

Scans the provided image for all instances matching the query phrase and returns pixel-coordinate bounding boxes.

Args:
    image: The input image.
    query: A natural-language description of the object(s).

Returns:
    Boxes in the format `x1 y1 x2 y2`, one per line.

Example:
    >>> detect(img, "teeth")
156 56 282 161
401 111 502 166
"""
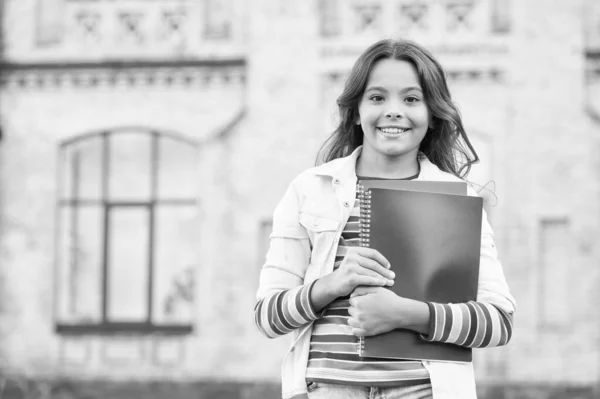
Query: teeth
380 127 409 134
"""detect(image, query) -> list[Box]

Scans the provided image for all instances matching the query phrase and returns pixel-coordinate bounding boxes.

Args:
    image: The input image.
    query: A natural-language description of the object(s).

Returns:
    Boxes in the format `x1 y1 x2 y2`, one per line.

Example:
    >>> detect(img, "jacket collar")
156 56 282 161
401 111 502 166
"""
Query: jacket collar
313 145 459 182
313 146 362 180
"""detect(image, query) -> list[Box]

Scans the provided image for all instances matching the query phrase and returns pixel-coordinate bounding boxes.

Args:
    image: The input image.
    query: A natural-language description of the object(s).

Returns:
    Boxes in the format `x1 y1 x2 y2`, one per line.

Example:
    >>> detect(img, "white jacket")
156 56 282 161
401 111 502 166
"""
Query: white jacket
256 146 516 399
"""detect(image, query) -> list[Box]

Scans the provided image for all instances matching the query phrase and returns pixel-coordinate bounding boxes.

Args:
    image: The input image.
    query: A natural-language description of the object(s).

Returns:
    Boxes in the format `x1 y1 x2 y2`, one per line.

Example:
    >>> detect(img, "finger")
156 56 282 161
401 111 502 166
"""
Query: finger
347 305 356 317
348 296 357 307
347 317 360 329
351 275 392 288
355 256 395 280
356 247 391 268
344 249 394 280
351 286 379 297
350 264 394 284
351 328 366 337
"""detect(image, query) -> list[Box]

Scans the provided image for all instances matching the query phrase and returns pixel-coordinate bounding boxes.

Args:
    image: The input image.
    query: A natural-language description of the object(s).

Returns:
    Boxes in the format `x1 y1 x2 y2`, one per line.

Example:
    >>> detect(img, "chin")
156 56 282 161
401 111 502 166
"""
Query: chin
378 145 413 157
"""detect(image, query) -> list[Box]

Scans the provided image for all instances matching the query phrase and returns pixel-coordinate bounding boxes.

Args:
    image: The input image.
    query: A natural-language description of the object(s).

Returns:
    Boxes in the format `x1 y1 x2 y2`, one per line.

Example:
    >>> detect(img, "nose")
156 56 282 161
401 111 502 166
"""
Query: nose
385 111 403 119
384 102 404 119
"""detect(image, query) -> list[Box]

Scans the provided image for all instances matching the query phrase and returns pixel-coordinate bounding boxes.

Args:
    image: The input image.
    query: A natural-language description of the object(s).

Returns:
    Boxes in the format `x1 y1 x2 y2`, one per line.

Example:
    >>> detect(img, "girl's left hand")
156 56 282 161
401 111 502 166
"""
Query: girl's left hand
347 286 402 337
348 287 430 337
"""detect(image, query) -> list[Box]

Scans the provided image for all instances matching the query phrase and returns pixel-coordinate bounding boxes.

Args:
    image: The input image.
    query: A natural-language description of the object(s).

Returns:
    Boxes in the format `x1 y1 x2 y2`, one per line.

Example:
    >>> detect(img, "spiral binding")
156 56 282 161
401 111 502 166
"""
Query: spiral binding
358 184 372 248
357 183 372 358
359 336 365 357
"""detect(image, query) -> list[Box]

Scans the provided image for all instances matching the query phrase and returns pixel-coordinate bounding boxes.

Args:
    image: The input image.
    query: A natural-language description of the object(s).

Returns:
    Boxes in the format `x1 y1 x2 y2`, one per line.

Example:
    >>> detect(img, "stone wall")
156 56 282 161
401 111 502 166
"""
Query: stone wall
0 0 599 392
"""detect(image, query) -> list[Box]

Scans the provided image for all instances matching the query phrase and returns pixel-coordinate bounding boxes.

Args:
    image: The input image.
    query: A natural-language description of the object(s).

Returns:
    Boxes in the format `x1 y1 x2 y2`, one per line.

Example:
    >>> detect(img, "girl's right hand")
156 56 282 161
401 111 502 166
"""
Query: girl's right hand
328 247 394 298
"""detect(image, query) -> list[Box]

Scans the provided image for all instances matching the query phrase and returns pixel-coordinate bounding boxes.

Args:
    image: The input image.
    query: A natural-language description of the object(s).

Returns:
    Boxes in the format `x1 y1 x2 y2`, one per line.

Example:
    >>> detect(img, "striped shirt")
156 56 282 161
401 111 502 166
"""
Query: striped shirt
306 178 430 386
254 178 514 386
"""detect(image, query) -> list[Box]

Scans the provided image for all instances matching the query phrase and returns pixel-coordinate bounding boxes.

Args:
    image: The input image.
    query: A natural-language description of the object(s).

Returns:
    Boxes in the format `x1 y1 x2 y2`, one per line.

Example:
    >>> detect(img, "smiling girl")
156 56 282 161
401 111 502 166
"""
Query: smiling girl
255 39 516 399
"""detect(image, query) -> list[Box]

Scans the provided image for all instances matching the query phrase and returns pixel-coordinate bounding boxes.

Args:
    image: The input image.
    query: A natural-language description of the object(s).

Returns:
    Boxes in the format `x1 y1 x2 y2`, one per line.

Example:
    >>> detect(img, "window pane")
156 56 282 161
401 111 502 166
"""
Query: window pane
490 0 510 33
61 136 103 200
540 219 571 327
109 133 152 201
203 0 232 39
57 205 103 323
318 0 342 37
153 205 197 324
157 137 197 199
107 207 149 321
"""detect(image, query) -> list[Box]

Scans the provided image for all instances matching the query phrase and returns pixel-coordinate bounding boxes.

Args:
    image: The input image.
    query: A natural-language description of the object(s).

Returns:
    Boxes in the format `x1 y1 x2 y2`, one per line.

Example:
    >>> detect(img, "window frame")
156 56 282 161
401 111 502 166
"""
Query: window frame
536 216 571 331
55 128 198 335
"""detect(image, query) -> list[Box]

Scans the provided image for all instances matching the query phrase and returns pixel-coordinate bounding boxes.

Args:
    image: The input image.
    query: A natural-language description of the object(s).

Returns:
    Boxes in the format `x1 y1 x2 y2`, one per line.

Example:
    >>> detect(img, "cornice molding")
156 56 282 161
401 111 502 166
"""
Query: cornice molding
323 68 507 85
0 58 247 90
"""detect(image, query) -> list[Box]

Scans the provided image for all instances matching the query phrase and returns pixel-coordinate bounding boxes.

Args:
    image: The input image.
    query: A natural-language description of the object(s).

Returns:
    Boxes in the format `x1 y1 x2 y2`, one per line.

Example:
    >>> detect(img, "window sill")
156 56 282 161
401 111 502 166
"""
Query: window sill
55 322 193 336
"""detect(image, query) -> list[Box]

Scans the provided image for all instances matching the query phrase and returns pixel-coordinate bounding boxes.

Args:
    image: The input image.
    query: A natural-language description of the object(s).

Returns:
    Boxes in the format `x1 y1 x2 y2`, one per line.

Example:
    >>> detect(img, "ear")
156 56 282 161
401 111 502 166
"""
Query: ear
355 116 361 125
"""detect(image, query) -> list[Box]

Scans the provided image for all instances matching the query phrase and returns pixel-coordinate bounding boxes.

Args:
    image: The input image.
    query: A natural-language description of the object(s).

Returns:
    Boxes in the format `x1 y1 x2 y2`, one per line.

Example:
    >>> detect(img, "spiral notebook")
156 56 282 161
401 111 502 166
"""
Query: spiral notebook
357 185 483 362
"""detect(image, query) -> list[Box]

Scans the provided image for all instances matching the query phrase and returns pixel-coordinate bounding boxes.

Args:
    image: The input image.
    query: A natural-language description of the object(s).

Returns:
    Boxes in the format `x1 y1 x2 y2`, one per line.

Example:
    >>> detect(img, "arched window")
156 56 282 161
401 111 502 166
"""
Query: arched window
55 128 198 334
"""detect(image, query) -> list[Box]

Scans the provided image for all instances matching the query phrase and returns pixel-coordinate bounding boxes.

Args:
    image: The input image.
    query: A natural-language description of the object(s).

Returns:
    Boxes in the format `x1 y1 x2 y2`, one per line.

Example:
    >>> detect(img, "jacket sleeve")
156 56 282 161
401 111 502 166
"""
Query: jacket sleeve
254 178 321 338
421 189 516 348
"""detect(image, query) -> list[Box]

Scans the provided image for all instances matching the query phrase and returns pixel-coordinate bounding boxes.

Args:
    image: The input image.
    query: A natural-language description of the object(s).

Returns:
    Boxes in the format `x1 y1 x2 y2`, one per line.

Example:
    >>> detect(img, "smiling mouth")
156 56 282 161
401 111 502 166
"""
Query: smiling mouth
378 127 410 134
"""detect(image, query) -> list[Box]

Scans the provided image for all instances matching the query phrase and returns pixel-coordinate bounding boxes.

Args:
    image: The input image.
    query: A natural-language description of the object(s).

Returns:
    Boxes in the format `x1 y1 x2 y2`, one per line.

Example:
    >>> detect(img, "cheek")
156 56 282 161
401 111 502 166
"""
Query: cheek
423 107 433 126
360 117 375 134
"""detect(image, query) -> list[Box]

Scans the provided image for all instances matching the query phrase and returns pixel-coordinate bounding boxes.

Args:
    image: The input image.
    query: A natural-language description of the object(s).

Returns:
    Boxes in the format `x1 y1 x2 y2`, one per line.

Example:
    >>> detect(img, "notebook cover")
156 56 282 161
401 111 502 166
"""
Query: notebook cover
360 188 482 362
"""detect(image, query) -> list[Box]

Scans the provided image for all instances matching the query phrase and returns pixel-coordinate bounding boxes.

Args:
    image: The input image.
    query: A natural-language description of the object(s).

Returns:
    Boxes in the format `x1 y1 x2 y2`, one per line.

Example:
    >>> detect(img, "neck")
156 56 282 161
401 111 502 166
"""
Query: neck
356 149 420 179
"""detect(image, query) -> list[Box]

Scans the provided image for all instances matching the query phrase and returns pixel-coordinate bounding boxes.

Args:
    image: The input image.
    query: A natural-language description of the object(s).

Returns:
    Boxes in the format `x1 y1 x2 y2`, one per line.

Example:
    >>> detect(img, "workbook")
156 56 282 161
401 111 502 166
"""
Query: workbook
356 183 482 362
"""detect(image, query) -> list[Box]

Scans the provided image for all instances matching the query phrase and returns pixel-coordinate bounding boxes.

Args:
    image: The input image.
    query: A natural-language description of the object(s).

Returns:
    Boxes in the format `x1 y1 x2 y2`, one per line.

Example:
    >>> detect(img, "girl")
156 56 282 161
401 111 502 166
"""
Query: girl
254 39 516 399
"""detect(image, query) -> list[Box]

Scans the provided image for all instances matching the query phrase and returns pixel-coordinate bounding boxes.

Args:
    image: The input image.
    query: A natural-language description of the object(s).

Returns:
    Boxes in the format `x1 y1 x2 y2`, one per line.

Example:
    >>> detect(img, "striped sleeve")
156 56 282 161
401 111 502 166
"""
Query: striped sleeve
254 280 320 339
420 301 513 348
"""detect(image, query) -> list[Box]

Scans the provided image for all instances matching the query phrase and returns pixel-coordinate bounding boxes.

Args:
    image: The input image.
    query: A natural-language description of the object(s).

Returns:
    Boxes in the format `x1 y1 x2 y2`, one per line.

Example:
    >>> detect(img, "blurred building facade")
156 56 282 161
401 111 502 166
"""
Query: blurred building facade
0 0 599 398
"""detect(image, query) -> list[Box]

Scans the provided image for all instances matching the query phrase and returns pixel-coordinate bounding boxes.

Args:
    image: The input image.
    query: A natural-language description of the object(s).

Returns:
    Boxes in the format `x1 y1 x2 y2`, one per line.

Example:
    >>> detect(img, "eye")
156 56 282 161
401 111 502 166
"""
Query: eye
405 96 420 103
369 95 384 102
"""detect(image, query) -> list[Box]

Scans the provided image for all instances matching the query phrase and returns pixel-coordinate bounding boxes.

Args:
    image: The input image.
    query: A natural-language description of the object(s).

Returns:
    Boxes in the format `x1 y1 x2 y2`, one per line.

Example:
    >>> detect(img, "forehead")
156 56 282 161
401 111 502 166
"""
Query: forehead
366 58 421 89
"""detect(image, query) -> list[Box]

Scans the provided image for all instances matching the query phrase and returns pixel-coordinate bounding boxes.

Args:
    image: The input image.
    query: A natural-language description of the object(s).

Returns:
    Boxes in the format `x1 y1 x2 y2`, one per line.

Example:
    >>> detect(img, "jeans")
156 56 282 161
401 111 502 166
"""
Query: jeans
306 382 433 399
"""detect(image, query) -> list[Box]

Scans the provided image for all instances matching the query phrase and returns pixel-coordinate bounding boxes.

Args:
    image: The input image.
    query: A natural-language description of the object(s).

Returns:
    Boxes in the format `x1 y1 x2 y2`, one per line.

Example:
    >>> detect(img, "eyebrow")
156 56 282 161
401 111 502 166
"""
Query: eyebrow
364 86 423 93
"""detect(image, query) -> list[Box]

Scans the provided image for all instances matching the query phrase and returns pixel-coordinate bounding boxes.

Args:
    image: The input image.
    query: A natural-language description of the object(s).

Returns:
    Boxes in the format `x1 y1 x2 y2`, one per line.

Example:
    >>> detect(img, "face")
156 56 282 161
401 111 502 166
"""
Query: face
357 58 431 165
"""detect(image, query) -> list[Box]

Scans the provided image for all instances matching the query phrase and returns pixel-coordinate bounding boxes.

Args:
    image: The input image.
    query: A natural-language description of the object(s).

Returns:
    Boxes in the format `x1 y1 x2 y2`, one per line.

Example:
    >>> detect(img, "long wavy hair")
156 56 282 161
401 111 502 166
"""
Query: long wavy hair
316 39 478 178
